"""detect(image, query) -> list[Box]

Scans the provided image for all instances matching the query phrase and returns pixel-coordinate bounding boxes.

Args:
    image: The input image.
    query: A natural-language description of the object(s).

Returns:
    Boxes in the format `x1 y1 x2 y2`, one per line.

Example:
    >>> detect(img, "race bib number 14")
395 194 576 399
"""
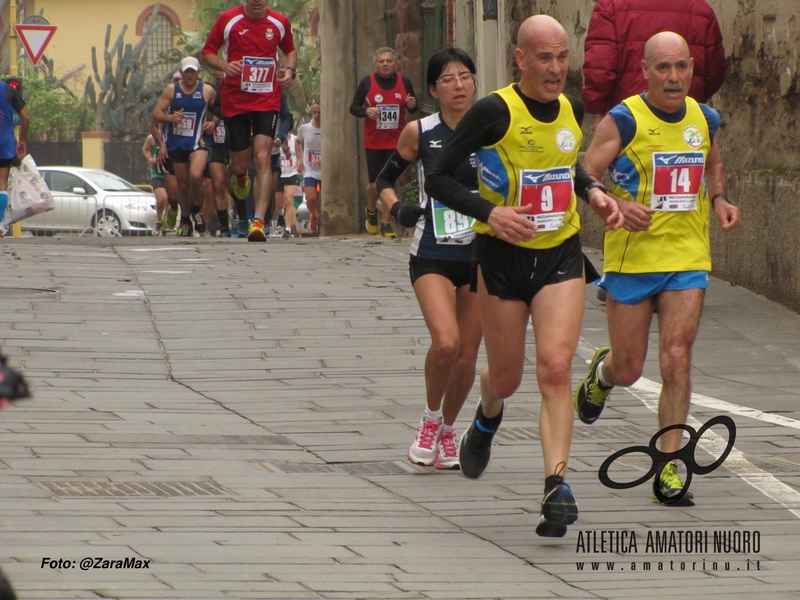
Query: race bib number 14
651 151 705 211
518 167 574 231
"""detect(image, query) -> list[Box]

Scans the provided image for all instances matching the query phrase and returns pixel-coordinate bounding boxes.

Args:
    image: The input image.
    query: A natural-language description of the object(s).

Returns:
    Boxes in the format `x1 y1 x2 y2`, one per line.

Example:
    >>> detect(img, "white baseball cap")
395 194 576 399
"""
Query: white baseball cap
180 56 201 72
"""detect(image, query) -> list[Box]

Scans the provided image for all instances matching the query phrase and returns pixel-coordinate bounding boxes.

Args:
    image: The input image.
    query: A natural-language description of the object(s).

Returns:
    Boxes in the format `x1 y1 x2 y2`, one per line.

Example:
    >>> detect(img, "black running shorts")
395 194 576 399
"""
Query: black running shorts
225 111 279 153
409 255 472 288
472 233 584 305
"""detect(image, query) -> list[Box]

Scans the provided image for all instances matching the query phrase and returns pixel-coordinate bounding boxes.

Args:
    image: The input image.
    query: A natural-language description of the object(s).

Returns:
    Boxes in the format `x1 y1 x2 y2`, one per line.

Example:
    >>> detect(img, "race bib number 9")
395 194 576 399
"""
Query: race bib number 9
519 167 574 231
241 56 276 94
174 112 197 137
431 198 476 245
377 104 400 130
651 152 705 211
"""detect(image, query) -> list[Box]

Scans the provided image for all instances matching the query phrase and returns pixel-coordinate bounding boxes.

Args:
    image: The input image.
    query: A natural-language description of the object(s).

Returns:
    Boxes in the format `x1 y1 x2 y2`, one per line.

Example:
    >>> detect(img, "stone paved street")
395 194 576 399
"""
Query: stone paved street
1 235 799 599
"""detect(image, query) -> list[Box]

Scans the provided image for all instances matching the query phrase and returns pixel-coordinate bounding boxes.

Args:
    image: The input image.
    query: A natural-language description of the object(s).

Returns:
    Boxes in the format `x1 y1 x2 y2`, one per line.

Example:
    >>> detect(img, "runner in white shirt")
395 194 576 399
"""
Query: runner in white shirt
296 103 321 234
276 132 299 238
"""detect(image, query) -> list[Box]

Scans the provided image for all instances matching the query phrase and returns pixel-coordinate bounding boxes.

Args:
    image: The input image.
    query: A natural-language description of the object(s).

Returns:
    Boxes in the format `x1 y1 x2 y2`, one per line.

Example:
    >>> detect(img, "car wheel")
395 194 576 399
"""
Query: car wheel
92 209 122 237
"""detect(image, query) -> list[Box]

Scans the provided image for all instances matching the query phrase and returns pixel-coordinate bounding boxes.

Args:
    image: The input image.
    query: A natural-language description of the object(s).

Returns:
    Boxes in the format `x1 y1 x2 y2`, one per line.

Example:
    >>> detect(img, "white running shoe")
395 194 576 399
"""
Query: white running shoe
407 417 441 466
435 428 460 470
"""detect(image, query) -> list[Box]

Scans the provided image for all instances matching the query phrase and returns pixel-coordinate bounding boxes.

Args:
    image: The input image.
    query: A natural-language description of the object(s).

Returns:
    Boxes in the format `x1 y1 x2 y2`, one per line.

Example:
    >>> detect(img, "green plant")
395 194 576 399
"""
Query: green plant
21 63 94 142
84 6 168 139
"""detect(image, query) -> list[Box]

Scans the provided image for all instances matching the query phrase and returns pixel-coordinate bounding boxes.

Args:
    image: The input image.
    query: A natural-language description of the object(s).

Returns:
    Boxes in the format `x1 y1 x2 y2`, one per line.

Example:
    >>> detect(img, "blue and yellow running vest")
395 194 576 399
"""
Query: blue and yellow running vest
604 95 712 273
475 85 582 250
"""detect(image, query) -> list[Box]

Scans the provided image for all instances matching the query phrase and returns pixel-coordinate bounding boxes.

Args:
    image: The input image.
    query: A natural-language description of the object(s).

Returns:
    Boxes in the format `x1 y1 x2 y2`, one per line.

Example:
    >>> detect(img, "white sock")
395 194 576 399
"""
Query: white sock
597 360 612 388
442 423 455 434
423 407 443 423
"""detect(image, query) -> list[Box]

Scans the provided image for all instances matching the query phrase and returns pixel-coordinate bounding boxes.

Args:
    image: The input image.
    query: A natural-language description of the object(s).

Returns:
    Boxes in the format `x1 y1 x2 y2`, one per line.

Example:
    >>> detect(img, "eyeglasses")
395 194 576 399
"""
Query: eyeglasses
436 73 475 86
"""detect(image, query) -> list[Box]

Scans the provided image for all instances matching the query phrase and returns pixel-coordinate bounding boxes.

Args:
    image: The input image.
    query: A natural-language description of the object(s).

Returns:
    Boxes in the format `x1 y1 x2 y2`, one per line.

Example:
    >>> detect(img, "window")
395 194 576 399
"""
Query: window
136 5 182 85
144 13 174 84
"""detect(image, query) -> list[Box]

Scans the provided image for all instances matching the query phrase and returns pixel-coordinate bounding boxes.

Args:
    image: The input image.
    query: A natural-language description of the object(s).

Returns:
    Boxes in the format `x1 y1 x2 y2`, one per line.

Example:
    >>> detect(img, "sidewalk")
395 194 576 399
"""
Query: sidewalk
0 235 799 599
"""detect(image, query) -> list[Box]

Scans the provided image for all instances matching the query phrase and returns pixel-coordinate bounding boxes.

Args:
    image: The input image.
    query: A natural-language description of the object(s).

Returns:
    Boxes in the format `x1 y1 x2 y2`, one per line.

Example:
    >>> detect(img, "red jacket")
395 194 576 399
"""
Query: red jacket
581 0 727 114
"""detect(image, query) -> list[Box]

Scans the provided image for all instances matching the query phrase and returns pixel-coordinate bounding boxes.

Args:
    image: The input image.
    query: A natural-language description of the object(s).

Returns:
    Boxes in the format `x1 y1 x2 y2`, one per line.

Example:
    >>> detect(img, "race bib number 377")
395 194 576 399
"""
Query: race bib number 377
241 56 276 94
651 151 705 211
519 167 573 231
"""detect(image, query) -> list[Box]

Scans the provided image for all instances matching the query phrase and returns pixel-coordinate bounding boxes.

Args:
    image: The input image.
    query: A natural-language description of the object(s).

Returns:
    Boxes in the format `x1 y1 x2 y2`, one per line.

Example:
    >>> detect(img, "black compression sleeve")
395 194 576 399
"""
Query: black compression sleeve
376 151 412 195
349 76 371 118
402 76 419 114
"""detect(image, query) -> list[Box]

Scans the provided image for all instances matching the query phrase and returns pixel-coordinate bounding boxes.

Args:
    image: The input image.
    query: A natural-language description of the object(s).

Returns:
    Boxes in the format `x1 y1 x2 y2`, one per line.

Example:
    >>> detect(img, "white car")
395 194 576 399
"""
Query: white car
22 167 158 236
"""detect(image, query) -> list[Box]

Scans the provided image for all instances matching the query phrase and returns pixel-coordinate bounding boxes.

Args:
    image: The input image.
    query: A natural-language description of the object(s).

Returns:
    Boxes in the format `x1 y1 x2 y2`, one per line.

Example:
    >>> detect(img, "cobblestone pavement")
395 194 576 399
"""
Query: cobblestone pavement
0 235 798 599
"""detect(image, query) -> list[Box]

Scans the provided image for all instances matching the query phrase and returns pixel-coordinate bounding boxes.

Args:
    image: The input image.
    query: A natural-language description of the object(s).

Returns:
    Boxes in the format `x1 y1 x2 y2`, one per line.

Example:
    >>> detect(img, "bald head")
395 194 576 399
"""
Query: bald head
641 31 694 112
517 15 569 52
514 15 570 102
644 32 690 65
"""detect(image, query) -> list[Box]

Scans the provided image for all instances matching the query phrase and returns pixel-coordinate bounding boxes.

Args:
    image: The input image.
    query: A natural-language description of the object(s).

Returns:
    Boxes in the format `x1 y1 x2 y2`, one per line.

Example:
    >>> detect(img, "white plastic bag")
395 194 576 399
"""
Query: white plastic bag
4 155 54 225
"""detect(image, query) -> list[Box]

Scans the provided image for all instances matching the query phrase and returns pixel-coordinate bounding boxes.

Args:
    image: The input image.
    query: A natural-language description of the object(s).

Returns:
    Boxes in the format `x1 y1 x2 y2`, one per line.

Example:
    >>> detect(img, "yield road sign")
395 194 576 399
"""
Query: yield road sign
15 24 57 66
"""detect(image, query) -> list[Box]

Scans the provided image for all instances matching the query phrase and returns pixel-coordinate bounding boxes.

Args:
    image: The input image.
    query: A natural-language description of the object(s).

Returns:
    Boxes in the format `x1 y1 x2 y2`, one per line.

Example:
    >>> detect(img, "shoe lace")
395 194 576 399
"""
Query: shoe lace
415 419 440 450
252 218 265 229
659 463 683 489
586 378 607 406
438 430 457 457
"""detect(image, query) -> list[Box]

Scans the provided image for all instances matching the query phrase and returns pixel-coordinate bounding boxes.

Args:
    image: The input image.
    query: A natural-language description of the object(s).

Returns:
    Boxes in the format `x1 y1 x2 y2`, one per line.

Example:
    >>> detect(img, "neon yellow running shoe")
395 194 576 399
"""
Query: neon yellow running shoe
653 462 695 506
231 173 251 200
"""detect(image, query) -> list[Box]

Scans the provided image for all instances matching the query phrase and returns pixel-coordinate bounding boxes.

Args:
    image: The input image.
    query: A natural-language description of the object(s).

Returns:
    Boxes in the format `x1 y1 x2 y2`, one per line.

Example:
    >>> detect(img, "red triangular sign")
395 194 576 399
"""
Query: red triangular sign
15 24 57 66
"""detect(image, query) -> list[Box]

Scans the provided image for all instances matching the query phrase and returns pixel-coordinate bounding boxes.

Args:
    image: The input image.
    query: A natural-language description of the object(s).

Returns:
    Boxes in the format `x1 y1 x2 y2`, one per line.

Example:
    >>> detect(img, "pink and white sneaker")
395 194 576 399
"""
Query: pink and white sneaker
435 428 460 470
407 418 441 466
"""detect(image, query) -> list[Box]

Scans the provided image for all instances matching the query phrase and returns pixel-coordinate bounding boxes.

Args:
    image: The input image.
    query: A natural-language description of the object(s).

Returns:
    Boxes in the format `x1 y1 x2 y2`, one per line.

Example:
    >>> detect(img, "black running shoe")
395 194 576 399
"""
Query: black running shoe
540 476 579 527
535 514 568 538
459 402 504 480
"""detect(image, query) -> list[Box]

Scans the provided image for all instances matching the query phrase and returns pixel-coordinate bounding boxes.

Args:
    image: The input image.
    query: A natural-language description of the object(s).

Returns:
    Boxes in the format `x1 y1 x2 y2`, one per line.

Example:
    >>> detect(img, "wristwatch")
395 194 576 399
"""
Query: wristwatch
582 181 608 202
287 66 297 80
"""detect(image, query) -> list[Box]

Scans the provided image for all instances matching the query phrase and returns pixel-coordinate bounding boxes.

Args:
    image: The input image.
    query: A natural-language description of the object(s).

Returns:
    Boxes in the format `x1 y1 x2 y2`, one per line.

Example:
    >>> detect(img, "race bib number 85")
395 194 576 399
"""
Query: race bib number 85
241 56 276 94
519 167 573 231
651 151 705 211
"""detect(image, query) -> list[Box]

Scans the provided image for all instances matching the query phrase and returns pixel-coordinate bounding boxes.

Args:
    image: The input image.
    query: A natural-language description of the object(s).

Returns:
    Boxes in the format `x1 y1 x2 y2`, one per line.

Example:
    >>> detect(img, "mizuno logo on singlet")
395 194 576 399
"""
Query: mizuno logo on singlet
523 172 570 184
429 140 442 148
519 126 533 135
656 154 704 165
648 128 660 135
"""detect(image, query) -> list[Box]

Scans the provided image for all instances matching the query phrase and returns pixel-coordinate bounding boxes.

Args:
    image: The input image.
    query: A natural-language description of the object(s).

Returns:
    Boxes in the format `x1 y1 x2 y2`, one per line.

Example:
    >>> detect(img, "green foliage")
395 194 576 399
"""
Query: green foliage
21 63 94 142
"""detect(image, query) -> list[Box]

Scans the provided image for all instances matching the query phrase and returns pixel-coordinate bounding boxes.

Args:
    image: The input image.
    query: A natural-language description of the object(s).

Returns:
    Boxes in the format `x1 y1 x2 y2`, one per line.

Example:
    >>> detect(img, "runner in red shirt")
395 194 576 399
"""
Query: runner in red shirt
201 0 297 242
350 47 418 238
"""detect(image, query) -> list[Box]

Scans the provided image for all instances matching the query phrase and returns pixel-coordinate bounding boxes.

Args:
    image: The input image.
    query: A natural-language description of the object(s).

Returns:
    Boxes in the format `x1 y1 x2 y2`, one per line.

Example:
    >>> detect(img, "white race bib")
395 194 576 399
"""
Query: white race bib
376 104 400 130
174 112 197 137
241 56 276 94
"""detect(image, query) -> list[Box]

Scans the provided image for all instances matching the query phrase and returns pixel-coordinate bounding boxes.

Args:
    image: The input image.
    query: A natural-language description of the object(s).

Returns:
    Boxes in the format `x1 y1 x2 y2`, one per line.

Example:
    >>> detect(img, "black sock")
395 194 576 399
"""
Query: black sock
190 205 201 216
277 213 286 227
217 210 229 229
180 216 190 225
476 403 503 432
234 198 247 221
